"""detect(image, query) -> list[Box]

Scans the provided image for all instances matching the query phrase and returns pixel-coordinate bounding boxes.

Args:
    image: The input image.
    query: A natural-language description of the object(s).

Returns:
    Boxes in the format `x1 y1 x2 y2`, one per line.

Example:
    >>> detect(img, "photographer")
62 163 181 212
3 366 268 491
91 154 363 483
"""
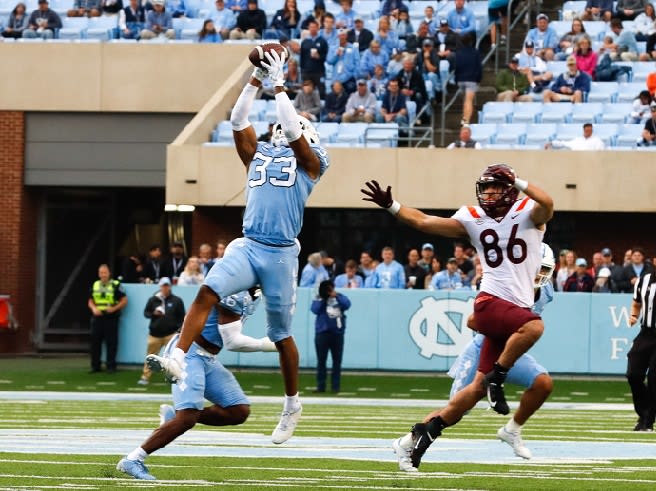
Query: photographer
311 280 351 393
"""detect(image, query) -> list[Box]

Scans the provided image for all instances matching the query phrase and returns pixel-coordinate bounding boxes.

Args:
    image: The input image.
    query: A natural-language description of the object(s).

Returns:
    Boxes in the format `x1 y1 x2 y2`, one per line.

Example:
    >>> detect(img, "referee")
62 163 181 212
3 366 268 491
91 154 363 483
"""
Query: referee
627 271 656 431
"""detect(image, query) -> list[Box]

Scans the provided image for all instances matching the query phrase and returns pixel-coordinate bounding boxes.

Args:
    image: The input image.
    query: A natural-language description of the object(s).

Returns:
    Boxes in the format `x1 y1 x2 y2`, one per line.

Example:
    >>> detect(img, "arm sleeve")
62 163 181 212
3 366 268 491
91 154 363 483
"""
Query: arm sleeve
230 83 258 131
310 299 323 314
275 91 303 142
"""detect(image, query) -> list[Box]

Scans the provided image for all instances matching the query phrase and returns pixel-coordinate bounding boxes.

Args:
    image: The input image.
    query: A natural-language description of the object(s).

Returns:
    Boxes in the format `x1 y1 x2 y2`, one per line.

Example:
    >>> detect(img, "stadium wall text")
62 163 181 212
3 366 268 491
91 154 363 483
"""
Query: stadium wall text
117 285 635 375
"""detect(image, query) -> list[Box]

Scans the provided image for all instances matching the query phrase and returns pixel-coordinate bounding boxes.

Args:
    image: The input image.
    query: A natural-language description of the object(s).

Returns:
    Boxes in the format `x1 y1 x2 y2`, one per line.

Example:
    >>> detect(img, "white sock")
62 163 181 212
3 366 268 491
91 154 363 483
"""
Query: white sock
126 447 148 462
284 393 300 412
399 432 413 448
505 418 522 433
259 337 278 352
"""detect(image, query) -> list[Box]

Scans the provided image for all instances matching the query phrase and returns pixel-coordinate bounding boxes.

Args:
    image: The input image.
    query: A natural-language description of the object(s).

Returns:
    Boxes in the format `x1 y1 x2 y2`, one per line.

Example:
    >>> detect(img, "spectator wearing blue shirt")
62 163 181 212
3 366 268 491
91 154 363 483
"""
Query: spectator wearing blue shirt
319 12 338 48
166 0 185 18
607 17 640 61
334 260 363 288
359 40 389 79
210 0 236 39
371 247 406 289
311 280 351 393
543 56 591 103
524 13 559 61
376 79 408 126
140 0 174 39
373 16 399 56
300 252 330 287
335 0 357 29
300 19 329 97
381 0 408 17
2 3 29 39
582 0 613 21
430 257 471 290
446 0 476 40
199 19 222 42
327 29 360 93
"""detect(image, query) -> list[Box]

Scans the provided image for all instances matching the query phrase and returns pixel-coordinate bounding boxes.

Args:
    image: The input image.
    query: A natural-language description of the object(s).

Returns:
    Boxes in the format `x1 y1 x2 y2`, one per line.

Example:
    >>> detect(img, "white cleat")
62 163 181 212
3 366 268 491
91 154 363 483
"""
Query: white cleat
159 404 176 426
271 405 302 444
146 354 183 384
392 437 418 472
497 426 532 459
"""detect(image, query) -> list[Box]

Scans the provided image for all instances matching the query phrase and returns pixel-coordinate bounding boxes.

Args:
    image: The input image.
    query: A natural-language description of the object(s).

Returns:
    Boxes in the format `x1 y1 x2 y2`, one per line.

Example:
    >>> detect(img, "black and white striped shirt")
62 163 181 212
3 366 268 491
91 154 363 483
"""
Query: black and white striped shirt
633 273 656 330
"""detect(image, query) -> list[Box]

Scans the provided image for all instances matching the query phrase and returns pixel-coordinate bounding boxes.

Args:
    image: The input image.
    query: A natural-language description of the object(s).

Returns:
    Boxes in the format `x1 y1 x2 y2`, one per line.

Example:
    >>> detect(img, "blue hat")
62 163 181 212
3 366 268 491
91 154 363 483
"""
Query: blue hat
422 243 434 250
575 258 587 267
158 277 172 286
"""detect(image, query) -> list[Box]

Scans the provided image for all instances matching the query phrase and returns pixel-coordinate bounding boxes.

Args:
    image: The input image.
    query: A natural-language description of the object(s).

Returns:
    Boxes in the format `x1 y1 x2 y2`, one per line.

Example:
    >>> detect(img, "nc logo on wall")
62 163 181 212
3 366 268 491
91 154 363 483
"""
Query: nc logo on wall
408 296 476 359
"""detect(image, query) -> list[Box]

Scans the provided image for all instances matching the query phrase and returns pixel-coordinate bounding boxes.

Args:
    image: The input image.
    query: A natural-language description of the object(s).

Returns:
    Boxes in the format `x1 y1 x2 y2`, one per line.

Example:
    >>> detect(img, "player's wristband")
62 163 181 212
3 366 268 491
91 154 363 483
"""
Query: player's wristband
387 200 401 215
514 178 528 192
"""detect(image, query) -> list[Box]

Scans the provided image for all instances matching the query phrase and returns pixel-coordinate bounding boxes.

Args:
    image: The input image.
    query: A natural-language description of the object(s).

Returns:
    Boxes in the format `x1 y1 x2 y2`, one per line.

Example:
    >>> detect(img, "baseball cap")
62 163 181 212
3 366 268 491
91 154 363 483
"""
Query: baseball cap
422 243 434 251
38 0 48 3
447 257 457 264
423 38 434 47
601 247 612 256
536 13 549 21
439 18 448 26
158 277 172 286
510 54 520 63
354 15 363 22
598 267 611 278
356 78 367 85
524 40 534 48
575 258 587 267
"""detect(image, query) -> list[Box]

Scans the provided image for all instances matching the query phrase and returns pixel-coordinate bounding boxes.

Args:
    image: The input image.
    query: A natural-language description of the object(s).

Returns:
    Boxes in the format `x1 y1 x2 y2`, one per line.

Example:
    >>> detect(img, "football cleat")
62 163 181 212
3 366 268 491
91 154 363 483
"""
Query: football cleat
634 417 654 431
271 404 302 444
409 423 437 469
484 373 510 415
116 458 156 480
392 436 418 472
159 404 176 426
497 426 532 459
146 354 182 384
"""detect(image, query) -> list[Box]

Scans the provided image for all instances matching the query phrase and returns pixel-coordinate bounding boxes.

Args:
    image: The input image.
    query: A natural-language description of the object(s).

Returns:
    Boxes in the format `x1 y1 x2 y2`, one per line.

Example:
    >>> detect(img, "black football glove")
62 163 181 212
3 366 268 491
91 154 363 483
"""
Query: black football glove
361 180 394 209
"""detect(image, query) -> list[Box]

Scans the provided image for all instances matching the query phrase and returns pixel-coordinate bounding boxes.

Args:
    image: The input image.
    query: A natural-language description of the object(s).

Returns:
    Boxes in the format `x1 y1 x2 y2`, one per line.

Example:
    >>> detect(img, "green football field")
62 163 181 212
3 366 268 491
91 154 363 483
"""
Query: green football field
0 357 655 490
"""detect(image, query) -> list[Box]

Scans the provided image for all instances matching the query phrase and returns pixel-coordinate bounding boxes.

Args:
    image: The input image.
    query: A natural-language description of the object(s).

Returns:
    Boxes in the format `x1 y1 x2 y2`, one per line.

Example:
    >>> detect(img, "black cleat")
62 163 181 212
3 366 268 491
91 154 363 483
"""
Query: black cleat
484 372 510 415
634 417 654 431
409 423 437 469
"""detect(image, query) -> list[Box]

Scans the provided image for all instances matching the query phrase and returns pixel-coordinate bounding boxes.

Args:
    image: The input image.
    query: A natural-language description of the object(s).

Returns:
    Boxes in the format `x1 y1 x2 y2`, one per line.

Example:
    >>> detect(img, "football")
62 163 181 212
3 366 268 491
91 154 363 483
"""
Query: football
249 43 288 68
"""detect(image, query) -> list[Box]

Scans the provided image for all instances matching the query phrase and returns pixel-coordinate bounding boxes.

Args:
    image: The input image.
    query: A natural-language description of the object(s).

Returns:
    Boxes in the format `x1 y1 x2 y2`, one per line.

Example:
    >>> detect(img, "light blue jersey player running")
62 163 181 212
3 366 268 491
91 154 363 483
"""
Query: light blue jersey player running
166 47 329 445
117 290 265 481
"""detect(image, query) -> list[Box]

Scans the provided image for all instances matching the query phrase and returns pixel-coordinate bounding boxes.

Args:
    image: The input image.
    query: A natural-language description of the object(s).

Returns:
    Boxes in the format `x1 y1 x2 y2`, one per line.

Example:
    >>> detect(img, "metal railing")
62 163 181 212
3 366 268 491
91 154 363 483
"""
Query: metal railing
505 0 539 65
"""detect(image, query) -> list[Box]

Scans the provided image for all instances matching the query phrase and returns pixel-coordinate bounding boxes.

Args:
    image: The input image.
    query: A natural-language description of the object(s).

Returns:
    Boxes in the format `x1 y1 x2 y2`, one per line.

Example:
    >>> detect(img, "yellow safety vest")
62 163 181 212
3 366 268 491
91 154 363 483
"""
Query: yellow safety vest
92 280 120 311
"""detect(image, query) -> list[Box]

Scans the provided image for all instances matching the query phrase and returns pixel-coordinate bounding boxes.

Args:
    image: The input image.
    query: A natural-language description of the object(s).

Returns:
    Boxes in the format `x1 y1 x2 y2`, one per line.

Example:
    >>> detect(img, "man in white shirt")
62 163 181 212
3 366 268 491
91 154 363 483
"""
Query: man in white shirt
545 123 605 150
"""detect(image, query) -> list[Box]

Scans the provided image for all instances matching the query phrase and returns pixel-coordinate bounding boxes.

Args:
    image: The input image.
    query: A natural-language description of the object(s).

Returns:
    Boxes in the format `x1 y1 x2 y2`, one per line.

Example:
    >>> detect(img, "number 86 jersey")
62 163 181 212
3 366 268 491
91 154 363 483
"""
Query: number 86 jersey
243 142 329 246
452 197 545 308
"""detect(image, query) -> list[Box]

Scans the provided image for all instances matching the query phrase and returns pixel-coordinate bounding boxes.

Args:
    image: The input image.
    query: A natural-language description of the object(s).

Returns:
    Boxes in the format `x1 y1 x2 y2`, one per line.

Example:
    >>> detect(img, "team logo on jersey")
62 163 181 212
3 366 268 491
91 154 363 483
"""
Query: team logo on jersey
408 296 475 359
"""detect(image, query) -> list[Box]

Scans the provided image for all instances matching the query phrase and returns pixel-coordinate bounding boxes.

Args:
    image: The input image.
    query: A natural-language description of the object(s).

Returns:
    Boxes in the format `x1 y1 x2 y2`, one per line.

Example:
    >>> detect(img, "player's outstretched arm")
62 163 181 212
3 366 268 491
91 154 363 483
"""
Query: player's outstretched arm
361 180 467 238
231 69 267 168
494 165 554 227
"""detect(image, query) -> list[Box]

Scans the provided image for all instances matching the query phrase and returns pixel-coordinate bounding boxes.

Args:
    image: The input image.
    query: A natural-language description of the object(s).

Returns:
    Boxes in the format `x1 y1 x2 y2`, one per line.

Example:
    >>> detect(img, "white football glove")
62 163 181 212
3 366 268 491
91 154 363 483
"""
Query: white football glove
166 347 187 382
261 50 287 87
251 66 268 83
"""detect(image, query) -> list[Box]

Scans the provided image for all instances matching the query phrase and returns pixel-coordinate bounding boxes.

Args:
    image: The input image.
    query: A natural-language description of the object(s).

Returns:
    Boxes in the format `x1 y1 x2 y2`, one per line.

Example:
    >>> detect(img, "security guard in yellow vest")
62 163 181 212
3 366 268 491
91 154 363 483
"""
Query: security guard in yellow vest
88 264 128 373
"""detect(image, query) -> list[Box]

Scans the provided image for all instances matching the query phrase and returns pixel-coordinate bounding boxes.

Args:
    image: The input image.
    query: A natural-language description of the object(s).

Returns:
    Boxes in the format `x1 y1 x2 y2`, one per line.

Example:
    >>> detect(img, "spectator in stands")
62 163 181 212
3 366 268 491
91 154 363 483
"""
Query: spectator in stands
455 33 482 126
617 247 655 293
300 19 328 97
556 249 577 292
488 0 508 47
300 252 329 287
121 254 144 283
416 38 441 101
634 3 656 41
376 78 408 126
582 0 613 21
24 0 61 39
360 40 389 79
225 0 246 12
101 0 124 16
198 19 222 42
319 12 337 47
162 241 187 283
453 243 474 281
574 36 598 79
624 249 634 266
374 16 399 56
589 251 604 279
616 0 648 21
270 0 301 40
321 251 344 281
425 256 443 289
229 0 266 39
447 125 481 148
293 79 321 122
545 123 605 150
395 9 413 42
556 18 590 61
396 57 428 116
119 0 145 39
404 248 426 290
422 5 437 35
386 47 404 75
138 276 185 386
335 0 357 30
142 245 163 283
430 257 470 290
282 57 302 99
210 0 236 40
631 90 653 123
300 0 325 38
607 17 640 61
495 55 533 102
140 0 174 39
381 0 407 17
215 240 226 259
1 3 29 39
321 80 348 122
177 256 204 286
417 243 434 272
543 56 591 103
524 13 559 61
358 251 377 286
434 18 458 72
601 247 623 292
334 259 362 288
327 29 360 94
446 0 476 41
592 267 612 292
368 64 389 99
563 258 595 292
371 246 405 289
639 101 656 145
640 32 656 60
342 78 377 122
68 0 101 18
198 243 215 276
348 16 373 52
518 41 554 91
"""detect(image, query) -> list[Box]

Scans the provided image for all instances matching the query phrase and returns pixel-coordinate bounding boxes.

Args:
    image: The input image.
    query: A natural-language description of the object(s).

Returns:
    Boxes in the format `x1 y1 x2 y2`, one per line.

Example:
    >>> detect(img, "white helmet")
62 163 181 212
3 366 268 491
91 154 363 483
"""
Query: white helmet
535 243 556 288
271 116 320 147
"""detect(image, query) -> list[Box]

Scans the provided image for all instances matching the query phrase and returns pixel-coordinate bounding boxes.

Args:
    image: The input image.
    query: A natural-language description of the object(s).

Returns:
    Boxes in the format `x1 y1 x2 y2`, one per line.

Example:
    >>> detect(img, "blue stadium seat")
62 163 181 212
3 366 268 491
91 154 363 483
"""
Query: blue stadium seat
177 18 204 40
549 21 570 39
356 1 380 19
248 99 267 121
593 123 619 147
364 123 399 147
495 123 528 145
571 102 603 124
49 0 74 15
203 141 233 147
554 123 582 141
582 21 607 41
541 103 573 123
468 124 497 145
86 16 118 41
510 102 543 123
0 0 13 15
600 102 633 124
586 82 618 103
617 82 647 103
335 122 368 144
632 62 656 83
616 124 643 147
560 1 586 19
251 121 270 139
214 121 233 142
315 122 339 143
482 143 515 150
264 99 277 123
524 123 557 146
478 101 514 124
59 17 89 39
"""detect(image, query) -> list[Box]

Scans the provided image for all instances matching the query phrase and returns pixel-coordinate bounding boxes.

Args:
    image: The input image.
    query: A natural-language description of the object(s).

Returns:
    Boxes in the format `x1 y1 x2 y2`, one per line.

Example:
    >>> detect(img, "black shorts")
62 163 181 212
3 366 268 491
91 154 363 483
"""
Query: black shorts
488 5 508 23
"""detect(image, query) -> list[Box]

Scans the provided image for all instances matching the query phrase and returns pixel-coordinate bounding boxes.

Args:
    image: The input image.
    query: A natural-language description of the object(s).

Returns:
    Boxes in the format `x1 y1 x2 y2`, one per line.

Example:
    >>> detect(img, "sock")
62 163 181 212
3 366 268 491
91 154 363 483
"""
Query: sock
259 337 278 352
399 432 414 448
426 416 447 439
492 362 509 383
505 418 522 433
126 447 148 462
284 393 300 412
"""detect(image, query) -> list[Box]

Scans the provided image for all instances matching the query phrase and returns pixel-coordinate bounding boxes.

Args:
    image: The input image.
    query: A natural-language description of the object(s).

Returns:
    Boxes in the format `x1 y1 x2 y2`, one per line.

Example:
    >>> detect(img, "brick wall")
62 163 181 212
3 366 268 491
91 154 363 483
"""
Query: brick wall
0 111 37 353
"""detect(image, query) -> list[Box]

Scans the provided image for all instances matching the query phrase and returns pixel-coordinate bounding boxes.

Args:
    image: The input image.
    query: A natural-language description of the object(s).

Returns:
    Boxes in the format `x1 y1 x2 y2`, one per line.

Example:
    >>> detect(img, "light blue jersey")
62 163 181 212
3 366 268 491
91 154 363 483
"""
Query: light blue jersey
448 283 553 398
243 142 329 247
372 260 406 289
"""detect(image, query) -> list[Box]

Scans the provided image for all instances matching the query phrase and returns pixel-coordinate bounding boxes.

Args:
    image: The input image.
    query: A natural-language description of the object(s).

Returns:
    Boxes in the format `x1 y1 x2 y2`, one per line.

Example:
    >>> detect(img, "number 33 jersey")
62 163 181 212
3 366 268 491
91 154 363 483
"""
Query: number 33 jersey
243 142 329 246
452 197 545 308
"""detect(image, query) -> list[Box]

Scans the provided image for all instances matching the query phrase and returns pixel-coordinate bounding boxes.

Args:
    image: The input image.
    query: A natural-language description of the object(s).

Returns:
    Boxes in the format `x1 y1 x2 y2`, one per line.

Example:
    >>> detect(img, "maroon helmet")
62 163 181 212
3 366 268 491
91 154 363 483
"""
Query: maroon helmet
475 164 519 218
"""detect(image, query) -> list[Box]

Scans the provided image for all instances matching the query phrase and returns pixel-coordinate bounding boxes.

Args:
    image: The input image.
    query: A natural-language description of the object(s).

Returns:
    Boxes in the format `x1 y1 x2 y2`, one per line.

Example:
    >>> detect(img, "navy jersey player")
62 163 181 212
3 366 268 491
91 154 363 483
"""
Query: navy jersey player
166 48 329 445
117 290 264 481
